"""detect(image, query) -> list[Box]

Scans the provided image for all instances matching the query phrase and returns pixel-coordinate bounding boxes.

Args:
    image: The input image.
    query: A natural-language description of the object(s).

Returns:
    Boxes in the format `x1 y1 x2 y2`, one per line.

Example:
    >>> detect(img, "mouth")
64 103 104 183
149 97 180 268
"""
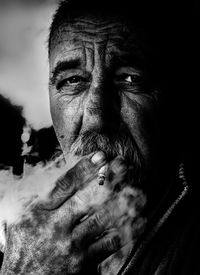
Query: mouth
69 129 144 179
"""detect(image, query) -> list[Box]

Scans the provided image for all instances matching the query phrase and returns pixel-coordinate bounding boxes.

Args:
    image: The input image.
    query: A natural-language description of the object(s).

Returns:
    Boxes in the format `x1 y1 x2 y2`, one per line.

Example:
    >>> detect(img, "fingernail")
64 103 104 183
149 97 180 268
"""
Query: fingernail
91 151 105 164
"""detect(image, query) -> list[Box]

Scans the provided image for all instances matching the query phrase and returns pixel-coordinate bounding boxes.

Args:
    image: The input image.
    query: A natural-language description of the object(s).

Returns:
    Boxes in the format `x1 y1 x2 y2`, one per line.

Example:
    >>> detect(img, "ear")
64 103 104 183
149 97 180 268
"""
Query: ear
0 222 6 253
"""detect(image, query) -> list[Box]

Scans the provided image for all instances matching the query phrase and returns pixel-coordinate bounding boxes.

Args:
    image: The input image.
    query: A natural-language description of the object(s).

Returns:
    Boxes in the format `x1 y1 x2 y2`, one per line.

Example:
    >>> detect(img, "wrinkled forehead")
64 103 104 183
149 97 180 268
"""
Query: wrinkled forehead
49 14 148 68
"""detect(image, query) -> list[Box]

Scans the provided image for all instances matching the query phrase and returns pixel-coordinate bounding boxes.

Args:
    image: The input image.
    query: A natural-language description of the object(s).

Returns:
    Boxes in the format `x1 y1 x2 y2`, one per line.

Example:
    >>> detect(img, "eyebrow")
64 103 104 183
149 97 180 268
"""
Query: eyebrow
111 54 145 71
50 59 82 84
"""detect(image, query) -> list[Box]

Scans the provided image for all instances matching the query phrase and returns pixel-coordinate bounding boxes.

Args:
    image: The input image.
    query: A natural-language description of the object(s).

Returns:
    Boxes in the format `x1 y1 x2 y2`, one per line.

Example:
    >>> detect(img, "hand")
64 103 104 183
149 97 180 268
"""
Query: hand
0 152 146 275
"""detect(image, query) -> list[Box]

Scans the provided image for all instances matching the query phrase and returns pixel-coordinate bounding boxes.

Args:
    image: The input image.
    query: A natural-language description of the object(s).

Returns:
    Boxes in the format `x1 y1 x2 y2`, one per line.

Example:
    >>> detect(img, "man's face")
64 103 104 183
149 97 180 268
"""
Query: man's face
49 15 163 188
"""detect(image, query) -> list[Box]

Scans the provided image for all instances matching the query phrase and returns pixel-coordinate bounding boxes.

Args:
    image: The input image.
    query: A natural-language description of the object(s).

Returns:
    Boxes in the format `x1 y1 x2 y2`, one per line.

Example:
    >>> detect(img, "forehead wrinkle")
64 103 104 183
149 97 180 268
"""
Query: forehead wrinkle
57 32 126 45
50 19 132 57
55 20 128 42
53 35 128 53
72 17 123 25
50 20 146 71
58 46 83 54
81 41 88 70
84 45 94 72
74 22 126 33
61 18 125 31
93 43 106 75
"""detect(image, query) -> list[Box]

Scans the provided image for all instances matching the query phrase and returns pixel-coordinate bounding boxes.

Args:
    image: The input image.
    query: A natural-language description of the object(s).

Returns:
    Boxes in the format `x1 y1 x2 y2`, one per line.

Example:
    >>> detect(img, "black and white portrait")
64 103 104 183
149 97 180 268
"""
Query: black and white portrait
0 0 199 274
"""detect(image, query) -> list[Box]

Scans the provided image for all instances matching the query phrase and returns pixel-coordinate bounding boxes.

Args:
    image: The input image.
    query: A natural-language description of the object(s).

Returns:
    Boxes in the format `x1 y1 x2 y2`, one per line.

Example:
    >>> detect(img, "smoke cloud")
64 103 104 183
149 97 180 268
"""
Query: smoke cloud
0 157 66 249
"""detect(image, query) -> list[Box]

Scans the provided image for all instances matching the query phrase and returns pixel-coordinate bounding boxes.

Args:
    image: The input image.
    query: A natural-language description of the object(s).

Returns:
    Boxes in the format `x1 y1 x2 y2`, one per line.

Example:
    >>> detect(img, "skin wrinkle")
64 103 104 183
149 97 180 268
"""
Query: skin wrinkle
62 30 124 38
50 47 145 88
61 102 83 152
50 19 130 54
121 94 150 162
53 43 107 138
65 101 83 150
49 17 160 172
51 37 128 55
50 39 145 88
50 49 145 89
49 16 159 176
82 43 106 131
59 20 126 34
82 41 87 71
69 18 124 27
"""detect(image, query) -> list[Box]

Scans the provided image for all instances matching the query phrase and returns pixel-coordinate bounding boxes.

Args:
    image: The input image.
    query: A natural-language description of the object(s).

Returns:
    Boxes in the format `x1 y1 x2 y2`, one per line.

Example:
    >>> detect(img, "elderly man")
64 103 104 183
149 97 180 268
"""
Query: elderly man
0 0 197 274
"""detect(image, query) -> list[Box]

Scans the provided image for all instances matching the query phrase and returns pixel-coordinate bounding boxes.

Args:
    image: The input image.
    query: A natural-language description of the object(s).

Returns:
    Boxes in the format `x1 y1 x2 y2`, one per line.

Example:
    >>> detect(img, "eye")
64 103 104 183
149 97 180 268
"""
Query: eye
56 75 87 90
124 75 132 83
115 73 142 85
65 76 83 85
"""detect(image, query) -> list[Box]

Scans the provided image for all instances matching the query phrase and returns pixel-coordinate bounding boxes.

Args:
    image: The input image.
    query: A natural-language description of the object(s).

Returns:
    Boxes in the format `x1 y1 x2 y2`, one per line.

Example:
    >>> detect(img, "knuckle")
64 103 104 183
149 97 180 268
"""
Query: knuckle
55 176 70 192
103 235 121 252
93 210 107 228
88 215 100 231
71 158 95 183
62 157 95 189
77 158 95 174
86 210 108 233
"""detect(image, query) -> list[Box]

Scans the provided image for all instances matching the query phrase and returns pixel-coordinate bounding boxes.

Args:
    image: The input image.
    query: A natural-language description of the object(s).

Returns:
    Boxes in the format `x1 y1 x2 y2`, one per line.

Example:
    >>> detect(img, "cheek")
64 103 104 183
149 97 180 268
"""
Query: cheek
49 93 84 152
121 94 159 160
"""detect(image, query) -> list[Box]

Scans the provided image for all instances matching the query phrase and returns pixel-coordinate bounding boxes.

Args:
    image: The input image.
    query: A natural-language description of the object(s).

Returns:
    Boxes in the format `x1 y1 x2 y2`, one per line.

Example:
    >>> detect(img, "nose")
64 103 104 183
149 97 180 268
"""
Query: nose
82 74 121 133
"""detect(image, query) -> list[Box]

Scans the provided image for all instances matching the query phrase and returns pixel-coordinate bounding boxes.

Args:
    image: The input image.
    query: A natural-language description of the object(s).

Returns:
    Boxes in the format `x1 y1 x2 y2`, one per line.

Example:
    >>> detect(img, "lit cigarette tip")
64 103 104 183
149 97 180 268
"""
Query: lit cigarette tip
98 174 106 185
98 164 108 185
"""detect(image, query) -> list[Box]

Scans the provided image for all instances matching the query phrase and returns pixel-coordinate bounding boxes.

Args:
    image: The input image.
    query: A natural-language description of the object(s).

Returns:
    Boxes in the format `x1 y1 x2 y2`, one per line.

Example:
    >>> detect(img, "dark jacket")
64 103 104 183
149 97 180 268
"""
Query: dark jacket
117 177 199 275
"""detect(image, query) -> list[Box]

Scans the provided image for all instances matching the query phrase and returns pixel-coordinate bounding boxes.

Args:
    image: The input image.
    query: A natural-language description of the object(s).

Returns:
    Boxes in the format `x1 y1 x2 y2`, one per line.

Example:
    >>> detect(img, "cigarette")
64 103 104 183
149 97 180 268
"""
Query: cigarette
98 165 108 185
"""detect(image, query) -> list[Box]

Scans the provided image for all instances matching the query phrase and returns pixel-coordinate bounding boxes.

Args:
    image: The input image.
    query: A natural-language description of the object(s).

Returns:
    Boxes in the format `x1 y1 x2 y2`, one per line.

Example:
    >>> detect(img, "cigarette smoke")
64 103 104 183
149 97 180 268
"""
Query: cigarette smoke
0 157 66 250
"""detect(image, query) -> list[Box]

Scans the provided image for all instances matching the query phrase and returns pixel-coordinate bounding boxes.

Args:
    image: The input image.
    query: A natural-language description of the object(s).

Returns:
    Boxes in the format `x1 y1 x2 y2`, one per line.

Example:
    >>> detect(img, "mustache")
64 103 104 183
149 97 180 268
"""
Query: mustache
69 130 144 184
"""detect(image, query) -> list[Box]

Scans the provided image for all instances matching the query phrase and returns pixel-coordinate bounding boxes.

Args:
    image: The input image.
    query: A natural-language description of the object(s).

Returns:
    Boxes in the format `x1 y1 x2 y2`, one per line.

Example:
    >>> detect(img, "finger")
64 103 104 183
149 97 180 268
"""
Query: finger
107 156 128 190
40 151 106 209
72 207 114 248
87 229 121 264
